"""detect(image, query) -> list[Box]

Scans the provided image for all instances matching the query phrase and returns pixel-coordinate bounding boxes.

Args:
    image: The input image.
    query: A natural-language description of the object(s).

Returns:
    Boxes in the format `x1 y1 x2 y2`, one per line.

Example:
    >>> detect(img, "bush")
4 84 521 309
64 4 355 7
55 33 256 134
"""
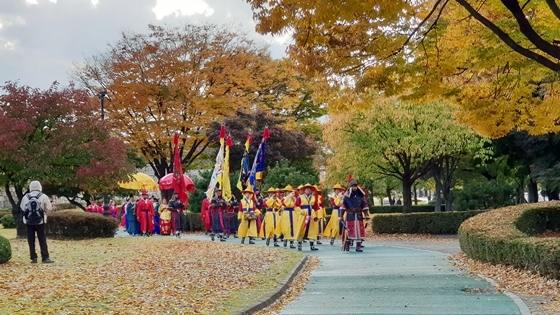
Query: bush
0 214 16 228
56 203 80 210
459 201 560 280
372 210 485 234
184 212 204 231
0 209 11 219
0 235 11 264
45 211 118 239
370 205 446 213
452 179 515 211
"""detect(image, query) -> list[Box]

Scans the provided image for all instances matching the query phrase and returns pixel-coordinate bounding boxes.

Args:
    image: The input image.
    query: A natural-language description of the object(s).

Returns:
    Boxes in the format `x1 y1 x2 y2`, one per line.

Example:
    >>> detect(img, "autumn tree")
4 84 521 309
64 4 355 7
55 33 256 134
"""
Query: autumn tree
207 109 318 170
73 23 313 179
0 82 135 237
324 99 480 213
246 0 560 137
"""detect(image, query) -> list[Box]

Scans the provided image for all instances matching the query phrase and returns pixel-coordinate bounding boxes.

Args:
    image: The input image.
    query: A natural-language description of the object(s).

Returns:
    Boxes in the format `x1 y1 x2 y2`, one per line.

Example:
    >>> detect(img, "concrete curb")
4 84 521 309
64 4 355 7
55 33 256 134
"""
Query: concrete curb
479 275 532 315
235 255 309 315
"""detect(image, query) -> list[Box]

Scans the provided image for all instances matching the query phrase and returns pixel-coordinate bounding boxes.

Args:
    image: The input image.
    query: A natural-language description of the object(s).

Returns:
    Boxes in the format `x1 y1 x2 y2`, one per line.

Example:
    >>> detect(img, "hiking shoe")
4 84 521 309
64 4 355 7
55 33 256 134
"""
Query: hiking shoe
310 246 319 251
31 258 37 264
42 258 54 264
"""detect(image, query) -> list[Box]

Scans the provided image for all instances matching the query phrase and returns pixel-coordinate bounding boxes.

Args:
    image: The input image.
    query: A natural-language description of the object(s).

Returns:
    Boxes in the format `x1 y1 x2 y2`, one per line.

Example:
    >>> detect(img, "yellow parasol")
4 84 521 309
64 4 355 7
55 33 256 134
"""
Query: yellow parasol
118 173 159 191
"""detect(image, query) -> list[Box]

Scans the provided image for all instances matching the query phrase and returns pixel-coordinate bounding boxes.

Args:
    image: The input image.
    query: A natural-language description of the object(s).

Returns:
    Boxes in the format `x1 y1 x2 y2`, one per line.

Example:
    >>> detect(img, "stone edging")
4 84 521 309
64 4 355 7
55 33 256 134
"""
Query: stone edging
235 255 309 315
479 275 531 315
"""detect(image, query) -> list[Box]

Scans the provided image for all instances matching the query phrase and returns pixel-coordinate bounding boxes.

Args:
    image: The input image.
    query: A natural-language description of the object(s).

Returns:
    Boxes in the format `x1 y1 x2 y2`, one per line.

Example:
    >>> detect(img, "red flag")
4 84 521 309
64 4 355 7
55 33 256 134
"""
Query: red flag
348 174 354 184
263 126 270 140
173 133 188 203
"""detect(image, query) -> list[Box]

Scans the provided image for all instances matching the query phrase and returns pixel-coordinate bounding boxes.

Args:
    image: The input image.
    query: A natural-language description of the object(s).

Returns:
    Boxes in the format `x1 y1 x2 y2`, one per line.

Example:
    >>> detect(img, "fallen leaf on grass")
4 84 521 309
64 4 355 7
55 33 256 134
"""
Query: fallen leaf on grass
0 235 301 315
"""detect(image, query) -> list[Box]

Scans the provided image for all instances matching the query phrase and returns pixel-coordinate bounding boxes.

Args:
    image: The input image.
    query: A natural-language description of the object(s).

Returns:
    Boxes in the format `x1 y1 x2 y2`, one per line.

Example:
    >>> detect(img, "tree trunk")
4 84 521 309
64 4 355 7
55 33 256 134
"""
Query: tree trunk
442 185 451 212
434 178 442 212
516 178 526 204
528 180 539 203
6 183 26 239
386 188 394 205
413 184 418 205
402 180 413 213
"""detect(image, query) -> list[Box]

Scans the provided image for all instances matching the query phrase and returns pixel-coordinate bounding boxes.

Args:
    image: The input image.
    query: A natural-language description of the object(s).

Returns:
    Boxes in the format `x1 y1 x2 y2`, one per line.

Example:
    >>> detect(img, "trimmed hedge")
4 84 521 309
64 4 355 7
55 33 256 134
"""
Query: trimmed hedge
370 205 445 213
0 235 11 264
45 211 119 239
459 202 560 280
372 210 485 234
0 215 16 228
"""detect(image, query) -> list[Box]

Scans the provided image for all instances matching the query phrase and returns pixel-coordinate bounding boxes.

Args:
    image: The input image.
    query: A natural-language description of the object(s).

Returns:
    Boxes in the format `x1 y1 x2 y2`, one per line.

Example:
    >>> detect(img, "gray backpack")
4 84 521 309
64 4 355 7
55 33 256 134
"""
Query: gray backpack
24 193 45 225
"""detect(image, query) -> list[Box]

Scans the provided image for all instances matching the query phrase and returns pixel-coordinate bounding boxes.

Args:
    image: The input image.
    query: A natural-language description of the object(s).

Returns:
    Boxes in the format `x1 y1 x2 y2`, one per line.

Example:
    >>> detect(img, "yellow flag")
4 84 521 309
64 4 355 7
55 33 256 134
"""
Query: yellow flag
222 136 232 201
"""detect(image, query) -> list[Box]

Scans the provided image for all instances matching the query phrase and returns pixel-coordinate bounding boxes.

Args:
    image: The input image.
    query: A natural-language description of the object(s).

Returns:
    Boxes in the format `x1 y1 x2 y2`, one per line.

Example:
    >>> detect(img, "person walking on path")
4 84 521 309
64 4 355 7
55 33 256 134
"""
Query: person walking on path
209 188 228 242
159 199 171 235
340 180 370 252
324 183 345 245
238 187 260 244
259 187 283 247
226 195 239 238
294 183 320 251
280 185 298 249
200 197 211 235
168 192 186 238
125 195 137 236
136 190 155 236
20 180 54 264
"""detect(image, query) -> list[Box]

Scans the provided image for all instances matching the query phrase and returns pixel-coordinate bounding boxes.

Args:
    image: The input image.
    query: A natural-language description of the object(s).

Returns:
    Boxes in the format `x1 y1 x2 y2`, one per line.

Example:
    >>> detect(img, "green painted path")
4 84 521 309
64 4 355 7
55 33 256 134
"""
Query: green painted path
116 230 528 314
279 242 523 315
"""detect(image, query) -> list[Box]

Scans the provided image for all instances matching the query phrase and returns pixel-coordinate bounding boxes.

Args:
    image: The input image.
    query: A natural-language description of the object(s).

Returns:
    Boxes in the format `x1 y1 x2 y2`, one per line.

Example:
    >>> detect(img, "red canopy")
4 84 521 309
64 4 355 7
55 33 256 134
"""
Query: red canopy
159 173 196 192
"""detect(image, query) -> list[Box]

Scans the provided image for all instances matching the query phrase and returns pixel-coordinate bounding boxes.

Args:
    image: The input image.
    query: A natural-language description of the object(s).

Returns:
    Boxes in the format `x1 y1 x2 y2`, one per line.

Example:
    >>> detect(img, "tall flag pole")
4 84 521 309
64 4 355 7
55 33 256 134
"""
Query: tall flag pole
206 125 226 200
172 133 188 203
248 127 269 192
236 133 252 192
222 134 233 202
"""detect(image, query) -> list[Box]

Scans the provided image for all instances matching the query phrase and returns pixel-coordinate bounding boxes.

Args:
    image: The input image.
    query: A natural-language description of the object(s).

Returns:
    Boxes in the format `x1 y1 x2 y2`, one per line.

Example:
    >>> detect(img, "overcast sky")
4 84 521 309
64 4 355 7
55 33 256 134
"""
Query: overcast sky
0 0 290 89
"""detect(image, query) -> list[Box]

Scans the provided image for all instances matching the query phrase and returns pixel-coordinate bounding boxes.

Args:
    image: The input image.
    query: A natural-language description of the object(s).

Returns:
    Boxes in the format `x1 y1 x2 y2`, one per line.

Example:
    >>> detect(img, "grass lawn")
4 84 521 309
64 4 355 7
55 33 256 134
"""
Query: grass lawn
0 228 302 315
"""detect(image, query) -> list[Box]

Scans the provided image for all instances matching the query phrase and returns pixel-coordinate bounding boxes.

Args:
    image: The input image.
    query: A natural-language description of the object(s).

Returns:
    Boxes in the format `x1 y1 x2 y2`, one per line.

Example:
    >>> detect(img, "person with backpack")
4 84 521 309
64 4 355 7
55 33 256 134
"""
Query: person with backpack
20 180 54 264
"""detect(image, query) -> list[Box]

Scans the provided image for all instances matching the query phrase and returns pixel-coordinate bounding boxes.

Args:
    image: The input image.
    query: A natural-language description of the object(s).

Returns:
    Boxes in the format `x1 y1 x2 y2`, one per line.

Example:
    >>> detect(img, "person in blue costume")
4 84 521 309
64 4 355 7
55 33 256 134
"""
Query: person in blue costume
152 196 160 235
125 195 138 236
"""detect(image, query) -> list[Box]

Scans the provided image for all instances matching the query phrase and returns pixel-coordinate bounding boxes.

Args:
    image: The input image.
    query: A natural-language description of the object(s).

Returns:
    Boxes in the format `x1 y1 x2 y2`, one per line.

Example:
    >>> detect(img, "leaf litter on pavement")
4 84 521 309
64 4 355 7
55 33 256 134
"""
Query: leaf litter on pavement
0 233 303 315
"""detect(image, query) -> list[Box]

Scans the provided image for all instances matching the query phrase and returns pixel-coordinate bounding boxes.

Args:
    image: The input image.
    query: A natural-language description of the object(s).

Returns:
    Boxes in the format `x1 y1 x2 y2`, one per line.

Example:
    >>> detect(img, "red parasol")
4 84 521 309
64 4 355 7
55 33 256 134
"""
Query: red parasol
159 173 196 192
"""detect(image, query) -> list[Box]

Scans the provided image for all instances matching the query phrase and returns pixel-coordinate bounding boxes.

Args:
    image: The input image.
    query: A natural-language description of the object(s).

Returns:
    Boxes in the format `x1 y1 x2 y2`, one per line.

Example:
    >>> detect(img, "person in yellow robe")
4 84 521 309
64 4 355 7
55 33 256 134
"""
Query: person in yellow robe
294 183 320 251
158 199 171 235
323 184 345 245
314 185 327 245
259 187 283 246
238 187 261 244
280 185 298 249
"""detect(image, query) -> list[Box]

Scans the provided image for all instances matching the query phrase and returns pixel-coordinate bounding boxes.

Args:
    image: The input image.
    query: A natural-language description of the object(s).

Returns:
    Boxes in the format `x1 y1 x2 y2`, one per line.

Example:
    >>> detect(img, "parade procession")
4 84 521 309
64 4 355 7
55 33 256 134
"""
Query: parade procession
197 125 372 253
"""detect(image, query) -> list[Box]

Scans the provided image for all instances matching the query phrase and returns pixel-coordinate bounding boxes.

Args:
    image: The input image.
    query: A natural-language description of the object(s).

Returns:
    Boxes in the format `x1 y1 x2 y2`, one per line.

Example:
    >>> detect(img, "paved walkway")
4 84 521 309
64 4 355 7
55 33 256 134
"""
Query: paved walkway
116 230 527 314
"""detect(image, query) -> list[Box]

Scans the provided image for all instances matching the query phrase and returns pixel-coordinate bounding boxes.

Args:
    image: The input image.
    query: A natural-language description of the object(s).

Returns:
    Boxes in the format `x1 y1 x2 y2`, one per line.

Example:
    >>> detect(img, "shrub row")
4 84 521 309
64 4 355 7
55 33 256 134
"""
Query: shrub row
0 235 11 264
56 203 80 210
45 210 119 240
458 201 560 280
369 205 446 213
372 210 484 234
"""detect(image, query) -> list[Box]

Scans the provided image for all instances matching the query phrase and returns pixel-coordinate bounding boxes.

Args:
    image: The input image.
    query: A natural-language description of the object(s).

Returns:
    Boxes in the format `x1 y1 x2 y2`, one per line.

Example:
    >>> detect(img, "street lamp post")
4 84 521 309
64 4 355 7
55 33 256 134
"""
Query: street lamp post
98 91 110 217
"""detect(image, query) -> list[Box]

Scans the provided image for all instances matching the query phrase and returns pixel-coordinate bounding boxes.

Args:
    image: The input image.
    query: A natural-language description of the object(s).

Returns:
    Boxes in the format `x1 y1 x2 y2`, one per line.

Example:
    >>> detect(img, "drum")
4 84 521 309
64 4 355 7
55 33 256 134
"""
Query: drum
244 212 257 220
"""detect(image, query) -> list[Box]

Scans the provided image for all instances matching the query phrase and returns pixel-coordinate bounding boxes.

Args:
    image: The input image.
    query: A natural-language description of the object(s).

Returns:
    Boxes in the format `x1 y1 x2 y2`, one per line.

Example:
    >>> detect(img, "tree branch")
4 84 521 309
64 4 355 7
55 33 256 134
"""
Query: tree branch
455 0 560 71
545 0 560 21
501 0 560 58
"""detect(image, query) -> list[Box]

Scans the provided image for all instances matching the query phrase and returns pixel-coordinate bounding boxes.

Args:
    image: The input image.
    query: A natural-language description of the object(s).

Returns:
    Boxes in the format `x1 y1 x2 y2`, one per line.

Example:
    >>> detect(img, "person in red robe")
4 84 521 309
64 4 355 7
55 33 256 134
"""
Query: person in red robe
200 197 211 234
109 200 118 219
86 199 102 214
136 190 155 236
